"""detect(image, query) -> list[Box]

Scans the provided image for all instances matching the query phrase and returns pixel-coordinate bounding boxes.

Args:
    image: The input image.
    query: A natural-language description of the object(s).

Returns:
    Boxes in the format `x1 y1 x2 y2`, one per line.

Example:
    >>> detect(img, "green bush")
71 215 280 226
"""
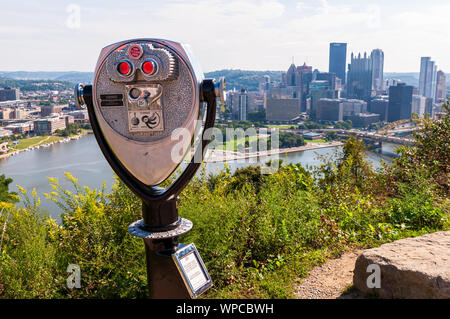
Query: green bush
388 183 448 230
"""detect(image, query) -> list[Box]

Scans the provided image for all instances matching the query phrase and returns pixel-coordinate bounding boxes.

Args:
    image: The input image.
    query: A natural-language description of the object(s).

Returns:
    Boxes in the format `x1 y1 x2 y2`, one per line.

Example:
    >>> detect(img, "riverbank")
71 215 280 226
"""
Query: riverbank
0 130 92 161
205 140 343 162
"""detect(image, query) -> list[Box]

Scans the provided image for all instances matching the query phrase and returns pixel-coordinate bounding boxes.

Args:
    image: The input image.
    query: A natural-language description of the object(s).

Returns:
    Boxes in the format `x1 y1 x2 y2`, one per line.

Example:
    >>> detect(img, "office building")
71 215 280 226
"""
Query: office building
347 52 373 101
41 105 64 117
388 83 413 122
316 98 343 122
425 97 433 116
341 99 368 117
285 63 302 87
238 89 248 121
265 98 301 122
34 117 67 134
329 43 347 84
0 87 20 101
435 70 447 103
419 57 438 101
298 63 313 112
68 110 89 122
309 80 337 120
4 121 34 134
412 95 427 118
267 85 301 100
371 49 384 94
226 89 264 121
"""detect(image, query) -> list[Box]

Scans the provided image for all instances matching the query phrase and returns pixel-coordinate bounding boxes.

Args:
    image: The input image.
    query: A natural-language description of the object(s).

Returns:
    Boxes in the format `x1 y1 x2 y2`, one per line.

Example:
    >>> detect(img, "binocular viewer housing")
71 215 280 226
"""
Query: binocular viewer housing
76 39 225 191
75 38 223 299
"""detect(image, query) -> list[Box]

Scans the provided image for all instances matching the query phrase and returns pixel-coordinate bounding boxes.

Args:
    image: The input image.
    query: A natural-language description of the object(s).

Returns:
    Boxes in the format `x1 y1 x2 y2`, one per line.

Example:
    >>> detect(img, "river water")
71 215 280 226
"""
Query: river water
0 134 397 219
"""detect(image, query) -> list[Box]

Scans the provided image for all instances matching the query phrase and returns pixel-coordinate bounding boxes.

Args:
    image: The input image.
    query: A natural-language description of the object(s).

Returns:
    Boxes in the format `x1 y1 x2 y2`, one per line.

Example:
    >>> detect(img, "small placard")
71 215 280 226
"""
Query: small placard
172 243 212 298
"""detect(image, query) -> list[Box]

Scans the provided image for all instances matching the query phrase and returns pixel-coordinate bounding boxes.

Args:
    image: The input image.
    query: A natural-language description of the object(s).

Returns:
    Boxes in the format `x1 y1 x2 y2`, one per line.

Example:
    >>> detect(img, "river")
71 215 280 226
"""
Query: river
0 134 397 219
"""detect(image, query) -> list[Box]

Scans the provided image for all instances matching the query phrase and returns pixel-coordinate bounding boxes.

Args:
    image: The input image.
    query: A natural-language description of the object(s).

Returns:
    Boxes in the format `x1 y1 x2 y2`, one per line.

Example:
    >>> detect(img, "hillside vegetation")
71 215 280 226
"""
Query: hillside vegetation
0 100 448 298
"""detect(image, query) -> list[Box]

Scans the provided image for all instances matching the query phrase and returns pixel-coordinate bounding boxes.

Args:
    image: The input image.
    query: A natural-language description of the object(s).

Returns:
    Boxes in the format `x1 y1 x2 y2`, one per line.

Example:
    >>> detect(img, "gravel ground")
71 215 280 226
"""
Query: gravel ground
295 249 366 299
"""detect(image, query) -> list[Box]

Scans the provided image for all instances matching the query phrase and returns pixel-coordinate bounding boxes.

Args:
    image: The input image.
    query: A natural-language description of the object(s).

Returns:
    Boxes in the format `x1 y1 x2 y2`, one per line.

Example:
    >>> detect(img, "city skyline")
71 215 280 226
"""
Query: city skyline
0 0 449 73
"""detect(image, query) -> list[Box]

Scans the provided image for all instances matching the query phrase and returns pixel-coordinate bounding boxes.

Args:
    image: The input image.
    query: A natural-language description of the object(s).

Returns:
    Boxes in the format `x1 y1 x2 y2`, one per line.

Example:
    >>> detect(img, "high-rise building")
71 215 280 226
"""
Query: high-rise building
286 63 301 86
297 63 313 112
309 80 337 120
425 97 433 116
435 70 447 103
412 95 426 118
388 83 413 122
238 89 248 121
371 49 384 94
0 87 20 101
226 89 250 120
347 52 373 101
419 57 438 101
329 43 347 84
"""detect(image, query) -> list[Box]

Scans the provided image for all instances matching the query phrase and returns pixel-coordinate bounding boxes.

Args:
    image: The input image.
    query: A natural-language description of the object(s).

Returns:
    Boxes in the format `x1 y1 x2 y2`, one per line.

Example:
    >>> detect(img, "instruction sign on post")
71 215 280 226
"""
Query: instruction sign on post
172 243 212 298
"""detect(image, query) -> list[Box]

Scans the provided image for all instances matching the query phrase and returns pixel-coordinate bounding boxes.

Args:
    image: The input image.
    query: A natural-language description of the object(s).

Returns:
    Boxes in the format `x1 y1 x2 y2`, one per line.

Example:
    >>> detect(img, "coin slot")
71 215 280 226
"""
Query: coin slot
129 88 141 100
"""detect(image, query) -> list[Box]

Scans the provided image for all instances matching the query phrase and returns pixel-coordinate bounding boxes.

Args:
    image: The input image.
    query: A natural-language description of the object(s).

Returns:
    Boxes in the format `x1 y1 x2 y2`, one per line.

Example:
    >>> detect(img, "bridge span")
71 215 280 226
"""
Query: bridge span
286 128 415 146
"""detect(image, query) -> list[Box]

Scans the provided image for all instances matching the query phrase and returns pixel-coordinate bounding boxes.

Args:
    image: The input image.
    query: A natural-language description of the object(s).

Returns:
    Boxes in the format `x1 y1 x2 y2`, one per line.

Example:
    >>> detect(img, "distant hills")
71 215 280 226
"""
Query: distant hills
0 70 448 92
204 69 282 91
0 71 93 84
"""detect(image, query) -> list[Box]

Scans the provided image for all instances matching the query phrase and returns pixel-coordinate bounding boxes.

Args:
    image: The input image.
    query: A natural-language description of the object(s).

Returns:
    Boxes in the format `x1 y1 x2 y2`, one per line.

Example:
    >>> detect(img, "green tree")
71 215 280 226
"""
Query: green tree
317 135 374 193
390 98 450 195
0 174 18 203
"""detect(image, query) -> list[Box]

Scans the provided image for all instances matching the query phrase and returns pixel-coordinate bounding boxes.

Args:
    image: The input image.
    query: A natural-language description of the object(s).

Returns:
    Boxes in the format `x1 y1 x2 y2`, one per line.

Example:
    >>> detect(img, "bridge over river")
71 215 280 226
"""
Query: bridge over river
287 128 415 146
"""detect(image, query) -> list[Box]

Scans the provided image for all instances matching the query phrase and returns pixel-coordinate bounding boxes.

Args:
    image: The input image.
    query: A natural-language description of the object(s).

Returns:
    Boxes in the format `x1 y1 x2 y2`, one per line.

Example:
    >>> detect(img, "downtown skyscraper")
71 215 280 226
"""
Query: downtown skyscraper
371 49 384 94
419 57 438 101
388 83 413 122
329 43 347 84
435 70 447 103
347 52 372 101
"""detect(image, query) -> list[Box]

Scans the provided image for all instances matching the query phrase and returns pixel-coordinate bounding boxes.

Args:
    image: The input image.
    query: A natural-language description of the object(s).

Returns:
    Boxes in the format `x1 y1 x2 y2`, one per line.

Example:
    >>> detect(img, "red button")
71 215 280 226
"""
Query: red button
142 61 155 74
118 61 131 75
128 45 143 59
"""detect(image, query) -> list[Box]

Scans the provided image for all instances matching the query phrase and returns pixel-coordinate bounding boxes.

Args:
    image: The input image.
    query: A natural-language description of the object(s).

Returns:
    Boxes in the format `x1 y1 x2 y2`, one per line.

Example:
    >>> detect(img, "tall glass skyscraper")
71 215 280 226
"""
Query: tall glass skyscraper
371 49 384 94
329 43 347 84
419 57 438 101
435 70 447 103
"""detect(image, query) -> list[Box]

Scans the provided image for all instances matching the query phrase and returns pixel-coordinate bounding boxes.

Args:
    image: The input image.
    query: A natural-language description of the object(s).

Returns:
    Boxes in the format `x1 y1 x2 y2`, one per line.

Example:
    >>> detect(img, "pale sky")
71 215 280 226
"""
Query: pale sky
1 0 449 73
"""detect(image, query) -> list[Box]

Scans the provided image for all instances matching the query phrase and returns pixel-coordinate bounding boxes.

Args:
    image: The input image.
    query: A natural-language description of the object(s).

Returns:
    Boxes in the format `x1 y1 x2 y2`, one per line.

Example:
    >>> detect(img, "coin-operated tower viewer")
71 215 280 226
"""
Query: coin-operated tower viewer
74 39 225 299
